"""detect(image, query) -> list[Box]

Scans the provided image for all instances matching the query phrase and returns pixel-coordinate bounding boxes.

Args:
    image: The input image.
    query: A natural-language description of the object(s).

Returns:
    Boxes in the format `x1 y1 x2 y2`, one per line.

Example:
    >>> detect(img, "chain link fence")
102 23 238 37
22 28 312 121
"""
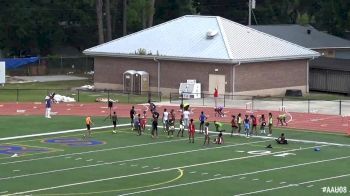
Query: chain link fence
170 93 350 116
0 89 162 104
7 56 93 76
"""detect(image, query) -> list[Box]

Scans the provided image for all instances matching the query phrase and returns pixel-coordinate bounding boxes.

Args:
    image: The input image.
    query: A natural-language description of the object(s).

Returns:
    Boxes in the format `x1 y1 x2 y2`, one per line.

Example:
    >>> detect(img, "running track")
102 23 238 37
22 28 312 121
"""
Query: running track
0 102 349 134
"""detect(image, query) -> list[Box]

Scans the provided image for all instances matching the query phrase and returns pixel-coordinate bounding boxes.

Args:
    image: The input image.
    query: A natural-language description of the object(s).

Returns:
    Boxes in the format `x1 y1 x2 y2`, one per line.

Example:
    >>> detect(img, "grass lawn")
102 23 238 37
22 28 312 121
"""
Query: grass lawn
0 116 349 195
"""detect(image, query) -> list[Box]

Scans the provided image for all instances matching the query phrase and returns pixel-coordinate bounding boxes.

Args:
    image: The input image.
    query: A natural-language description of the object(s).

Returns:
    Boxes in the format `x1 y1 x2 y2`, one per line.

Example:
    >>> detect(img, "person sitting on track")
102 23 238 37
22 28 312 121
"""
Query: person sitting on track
214 106 224 117
276 133 288 144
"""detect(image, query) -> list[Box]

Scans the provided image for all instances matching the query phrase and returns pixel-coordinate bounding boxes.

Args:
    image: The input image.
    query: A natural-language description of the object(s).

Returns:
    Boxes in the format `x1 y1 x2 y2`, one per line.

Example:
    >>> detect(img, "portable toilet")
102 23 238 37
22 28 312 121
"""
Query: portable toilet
123 70 136 93
134 71 149 94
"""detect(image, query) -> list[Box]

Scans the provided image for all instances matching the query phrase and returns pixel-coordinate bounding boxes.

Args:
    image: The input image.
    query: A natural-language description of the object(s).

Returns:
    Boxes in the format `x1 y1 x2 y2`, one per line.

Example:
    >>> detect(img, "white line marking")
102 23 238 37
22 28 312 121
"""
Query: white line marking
235 173 350 196
236 150 245 153
75 158 82 160
0 191 8 194
142 166 149 168
64 157 71 159
130 164 138 167
279 182 286 184
114 155 350 196
201 173 208 175
189 171 197 174
0 141 267 181
12 170 20 172
9 146 330 195
214 174 221 177
0 137 193 165
265 180 272 183
307 184 314 188
153 167 160 170
252 178 259 181
239 177 246 180
97 161 104 163
119 163 126 166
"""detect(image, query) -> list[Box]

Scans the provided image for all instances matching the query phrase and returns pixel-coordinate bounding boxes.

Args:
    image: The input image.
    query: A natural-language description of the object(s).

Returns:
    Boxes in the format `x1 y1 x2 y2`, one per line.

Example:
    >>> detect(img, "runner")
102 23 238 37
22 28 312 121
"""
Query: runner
268 112 273 136
130 106 136 130
112 111 118 133
203 122 210 145
199 111 207 134
259 114 267 135
188 119 195 143
84 116 93 138
162 108 169 132
177 114 185 137
231 115 238 136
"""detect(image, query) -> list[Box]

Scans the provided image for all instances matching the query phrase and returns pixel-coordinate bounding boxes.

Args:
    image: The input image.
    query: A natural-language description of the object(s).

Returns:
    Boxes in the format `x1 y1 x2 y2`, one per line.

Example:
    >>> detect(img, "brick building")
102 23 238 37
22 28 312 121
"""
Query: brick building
84 15 319 96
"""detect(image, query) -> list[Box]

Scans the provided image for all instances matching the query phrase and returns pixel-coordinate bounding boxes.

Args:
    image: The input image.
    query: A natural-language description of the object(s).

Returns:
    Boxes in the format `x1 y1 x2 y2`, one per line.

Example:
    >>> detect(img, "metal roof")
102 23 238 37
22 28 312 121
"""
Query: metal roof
84 15 319 63
251 24 350 49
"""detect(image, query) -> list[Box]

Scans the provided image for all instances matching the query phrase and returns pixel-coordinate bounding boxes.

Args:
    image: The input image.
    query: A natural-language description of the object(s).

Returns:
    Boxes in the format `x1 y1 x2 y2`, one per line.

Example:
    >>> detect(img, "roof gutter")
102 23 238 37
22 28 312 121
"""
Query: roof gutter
83 51 320 64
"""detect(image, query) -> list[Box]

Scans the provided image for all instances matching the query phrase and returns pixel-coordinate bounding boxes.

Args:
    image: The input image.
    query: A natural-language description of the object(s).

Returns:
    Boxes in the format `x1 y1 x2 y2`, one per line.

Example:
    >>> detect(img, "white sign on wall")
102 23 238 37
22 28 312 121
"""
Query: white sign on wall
0 62 5 85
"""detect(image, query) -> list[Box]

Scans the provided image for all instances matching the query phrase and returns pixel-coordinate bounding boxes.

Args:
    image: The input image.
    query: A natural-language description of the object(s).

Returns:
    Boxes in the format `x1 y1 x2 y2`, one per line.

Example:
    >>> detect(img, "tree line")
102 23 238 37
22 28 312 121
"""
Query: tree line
0 0 349 57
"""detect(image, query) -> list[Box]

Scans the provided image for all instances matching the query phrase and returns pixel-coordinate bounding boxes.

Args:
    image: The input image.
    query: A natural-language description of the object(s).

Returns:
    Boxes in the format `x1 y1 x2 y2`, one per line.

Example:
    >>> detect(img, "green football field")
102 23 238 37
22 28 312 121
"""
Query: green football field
0 116 349 195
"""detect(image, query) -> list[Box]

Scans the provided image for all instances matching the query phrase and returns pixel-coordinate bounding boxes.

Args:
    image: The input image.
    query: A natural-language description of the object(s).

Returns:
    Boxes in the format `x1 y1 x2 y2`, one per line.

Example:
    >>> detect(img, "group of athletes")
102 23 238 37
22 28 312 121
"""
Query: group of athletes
85 100 289 145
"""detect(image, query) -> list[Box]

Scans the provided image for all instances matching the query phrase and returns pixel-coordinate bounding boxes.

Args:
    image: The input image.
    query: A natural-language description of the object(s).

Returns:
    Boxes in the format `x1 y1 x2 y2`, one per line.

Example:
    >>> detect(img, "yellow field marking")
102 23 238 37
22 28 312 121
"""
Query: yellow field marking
37 168 184 196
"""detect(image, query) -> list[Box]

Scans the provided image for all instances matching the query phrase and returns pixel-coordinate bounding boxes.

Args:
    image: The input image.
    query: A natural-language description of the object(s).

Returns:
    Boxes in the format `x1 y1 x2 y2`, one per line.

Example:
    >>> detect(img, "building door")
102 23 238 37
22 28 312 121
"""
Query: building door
209 74 225 95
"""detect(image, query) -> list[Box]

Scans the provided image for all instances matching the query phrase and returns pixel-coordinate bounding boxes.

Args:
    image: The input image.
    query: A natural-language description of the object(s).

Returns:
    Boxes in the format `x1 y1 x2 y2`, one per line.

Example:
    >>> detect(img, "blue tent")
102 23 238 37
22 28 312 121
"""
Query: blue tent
0 57 39 70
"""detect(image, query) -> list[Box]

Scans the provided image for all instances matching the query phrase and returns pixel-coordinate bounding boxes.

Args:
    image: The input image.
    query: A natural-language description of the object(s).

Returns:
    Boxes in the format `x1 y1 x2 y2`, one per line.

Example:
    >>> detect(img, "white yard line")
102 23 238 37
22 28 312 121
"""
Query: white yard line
0 137 193 165
235 173 350 196
0 141 267 181
9 145 329 195
115 155 350 196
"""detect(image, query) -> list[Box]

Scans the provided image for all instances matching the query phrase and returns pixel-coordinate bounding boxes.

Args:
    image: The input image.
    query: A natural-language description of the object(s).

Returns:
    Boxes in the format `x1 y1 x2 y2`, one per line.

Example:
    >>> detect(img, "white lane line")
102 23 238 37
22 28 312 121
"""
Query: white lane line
113 154 350 196
265 180 272 183
75 158 82 160
235 173 350 196
239 177 246 180
201 173 208 175
130 164 138 167
0 124 130 142
0 141 267 181
0 191 8 194
252 178 259 181
12 170 20 172
307 185 314 188
142 166 149 169
214 174 221 177
0 137 193 165
119 163 126 166
279 182 286 184
236 150 245 153
64 157 72 159
86 159 93 162
153 167 160 170
97 161 104 163
9 146 329 195
189 171 197 174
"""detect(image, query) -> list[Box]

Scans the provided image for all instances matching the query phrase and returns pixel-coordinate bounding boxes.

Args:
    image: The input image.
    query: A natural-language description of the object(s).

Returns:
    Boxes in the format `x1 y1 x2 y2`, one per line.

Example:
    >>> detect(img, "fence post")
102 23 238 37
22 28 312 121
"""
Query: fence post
281 97 284 109
160 92 162 102
16 89 19 102
77 89 80 102
224 94 226 107
251 96 254 111
202 93 204 106
60 56 63 74
107 90 110 102
170 93 172 103
181 93 184 107
308 99 310 113
339 100 342 116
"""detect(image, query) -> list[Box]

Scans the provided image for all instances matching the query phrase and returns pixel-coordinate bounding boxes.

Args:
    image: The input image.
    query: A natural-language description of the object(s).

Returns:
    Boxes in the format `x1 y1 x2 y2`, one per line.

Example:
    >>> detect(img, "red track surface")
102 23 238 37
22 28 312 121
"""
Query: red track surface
0 102 349 134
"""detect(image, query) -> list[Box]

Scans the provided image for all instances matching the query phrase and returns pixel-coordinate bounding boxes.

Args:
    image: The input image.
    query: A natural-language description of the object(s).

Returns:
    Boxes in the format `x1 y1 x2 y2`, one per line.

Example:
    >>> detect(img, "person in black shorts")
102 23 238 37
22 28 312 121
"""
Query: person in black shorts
152 110 159 138
112 111 118 133
130 106 135 130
